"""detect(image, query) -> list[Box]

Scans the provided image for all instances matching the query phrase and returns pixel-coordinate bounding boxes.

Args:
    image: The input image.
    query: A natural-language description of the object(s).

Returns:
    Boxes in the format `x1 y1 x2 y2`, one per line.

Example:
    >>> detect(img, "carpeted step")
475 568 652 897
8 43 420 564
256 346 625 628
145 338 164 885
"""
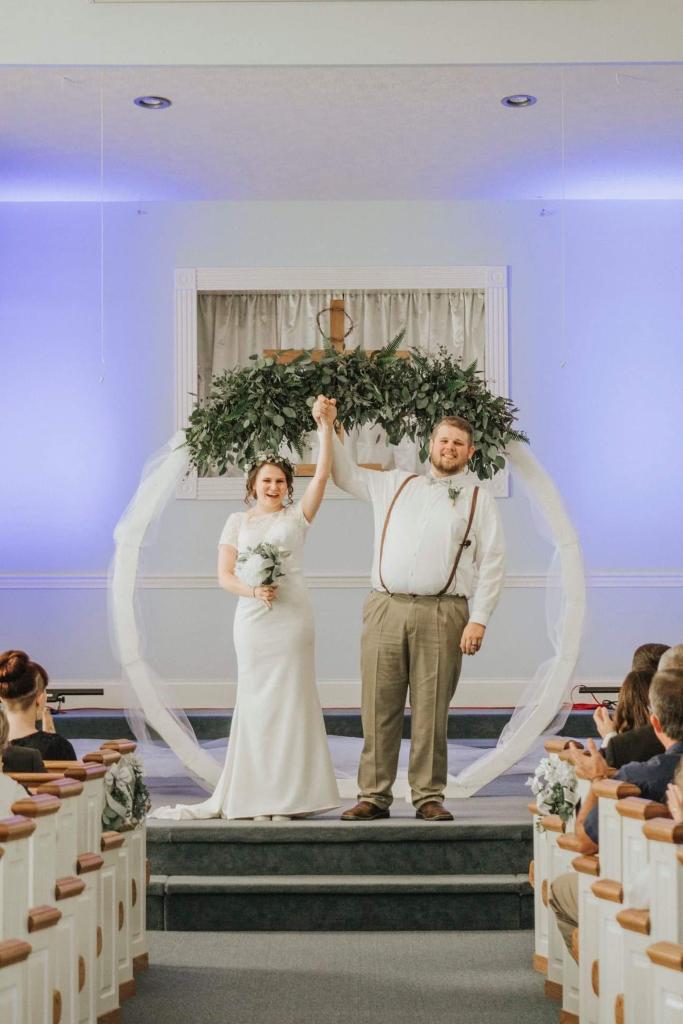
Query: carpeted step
150 872 533 932
50 708 599 742
147 817 533 877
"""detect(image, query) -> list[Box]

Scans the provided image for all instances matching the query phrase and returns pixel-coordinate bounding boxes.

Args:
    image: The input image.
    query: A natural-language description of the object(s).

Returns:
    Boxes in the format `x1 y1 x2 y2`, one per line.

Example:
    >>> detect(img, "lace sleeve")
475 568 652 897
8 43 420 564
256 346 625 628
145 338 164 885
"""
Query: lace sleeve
218 512 243 548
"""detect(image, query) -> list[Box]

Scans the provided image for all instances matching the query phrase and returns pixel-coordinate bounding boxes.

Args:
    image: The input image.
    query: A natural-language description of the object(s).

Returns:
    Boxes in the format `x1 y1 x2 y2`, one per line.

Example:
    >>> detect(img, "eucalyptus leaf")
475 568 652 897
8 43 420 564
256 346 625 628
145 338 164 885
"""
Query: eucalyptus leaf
186 341 527 480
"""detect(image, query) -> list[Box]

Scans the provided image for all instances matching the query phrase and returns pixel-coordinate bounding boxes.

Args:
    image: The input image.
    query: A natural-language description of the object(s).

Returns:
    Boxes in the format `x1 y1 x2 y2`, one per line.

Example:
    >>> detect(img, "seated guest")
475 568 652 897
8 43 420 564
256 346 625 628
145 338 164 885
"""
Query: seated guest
550 669 683 952
660 644 683 671
0 706 38 814
632 642 671 674
0 649 77 761
594 669 664 768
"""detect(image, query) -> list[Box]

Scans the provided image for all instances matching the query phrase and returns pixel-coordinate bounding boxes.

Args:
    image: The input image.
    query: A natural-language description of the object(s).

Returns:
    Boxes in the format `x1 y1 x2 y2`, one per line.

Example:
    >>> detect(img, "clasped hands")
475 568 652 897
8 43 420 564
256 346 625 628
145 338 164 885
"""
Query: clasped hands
312 395 337 430
253 584 278 608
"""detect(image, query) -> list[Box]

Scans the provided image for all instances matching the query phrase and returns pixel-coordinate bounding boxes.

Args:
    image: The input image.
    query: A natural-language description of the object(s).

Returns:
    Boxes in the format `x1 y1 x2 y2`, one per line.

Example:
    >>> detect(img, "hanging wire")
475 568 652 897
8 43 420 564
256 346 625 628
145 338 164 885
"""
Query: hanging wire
559 65 567 370
99 70 106 385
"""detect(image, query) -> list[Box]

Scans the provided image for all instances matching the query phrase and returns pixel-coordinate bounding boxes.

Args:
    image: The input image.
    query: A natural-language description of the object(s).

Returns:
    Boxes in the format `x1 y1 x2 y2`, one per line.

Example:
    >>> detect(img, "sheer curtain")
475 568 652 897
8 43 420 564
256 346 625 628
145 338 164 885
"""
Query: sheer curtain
197 289 486 471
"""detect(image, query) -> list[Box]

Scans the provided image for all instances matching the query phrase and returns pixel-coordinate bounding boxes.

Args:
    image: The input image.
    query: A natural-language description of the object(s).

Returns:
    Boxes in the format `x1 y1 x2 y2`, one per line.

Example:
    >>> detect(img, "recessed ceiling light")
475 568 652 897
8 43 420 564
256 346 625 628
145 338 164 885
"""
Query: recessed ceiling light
134 96 172 110
501 94 537 109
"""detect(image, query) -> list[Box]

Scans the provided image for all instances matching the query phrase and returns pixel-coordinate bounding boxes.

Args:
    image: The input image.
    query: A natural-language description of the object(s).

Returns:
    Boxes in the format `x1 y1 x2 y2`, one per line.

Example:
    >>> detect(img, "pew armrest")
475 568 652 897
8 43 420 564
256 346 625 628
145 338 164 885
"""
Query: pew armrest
647 942 683 972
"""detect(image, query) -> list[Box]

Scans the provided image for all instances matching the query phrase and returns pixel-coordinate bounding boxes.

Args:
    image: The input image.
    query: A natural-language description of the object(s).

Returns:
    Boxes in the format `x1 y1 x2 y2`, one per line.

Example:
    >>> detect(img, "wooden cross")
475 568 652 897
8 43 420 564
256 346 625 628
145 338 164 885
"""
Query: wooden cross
264 297 409 476
264 298 348 365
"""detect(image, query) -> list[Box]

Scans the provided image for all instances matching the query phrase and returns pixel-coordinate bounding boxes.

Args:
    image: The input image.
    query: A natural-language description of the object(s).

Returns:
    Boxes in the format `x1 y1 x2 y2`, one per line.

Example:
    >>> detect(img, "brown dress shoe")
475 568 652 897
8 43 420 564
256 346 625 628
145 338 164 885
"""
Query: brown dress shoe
415 801 453 821
341 801 390 821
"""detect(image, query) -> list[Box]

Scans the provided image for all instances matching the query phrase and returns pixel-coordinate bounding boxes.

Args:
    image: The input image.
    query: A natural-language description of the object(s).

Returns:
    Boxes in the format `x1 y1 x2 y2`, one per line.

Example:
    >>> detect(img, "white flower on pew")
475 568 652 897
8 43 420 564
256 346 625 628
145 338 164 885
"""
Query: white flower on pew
526 756 579 829
102 753 151 831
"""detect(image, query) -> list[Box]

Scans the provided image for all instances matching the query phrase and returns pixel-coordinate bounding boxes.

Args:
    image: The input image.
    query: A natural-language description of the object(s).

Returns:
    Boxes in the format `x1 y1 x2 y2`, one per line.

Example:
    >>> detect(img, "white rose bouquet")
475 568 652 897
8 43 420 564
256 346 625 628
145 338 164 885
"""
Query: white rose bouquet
102 753 151 831
526 756 579 830
236 542 289 588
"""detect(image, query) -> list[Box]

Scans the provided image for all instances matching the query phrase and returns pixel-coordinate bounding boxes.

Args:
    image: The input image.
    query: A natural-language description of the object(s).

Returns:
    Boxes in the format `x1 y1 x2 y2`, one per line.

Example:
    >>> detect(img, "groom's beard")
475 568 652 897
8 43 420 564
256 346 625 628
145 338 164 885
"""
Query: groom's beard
430 452 468 476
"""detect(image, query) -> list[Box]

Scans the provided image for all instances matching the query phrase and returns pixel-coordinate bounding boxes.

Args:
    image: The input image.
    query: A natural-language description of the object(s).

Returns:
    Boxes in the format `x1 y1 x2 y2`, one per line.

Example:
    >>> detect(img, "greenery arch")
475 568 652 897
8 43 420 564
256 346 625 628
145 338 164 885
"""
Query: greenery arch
185 335 527 480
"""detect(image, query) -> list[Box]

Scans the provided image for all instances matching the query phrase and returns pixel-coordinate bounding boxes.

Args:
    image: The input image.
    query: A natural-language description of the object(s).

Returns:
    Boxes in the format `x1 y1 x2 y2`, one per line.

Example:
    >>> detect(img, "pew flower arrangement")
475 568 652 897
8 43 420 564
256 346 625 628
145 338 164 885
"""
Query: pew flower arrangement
526 757 579 830
185 335 527 480
102 754 151 831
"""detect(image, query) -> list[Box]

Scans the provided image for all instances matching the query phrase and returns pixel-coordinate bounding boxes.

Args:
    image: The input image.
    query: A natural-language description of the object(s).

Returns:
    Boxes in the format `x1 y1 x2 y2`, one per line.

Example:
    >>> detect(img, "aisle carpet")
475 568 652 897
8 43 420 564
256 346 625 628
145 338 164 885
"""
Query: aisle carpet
124 931 555 1023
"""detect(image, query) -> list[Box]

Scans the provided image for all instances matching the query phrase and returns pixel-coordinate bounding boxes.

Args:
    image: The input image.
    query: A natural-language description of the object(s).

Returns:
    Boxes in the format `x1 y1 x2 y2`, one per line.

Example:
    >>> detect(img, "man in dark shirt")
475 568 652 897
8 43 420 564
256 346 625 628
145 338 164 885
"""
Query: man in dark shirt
549 669 683 952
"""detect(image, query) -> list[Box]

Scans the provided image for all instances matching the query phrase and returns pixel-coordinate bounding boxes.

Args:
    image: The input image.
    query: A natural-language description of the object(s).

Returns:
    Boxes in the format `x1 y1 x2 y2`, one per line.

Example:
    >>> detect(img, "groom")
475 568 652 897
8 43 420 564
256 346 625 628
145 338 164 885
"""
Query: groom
314 397 506 821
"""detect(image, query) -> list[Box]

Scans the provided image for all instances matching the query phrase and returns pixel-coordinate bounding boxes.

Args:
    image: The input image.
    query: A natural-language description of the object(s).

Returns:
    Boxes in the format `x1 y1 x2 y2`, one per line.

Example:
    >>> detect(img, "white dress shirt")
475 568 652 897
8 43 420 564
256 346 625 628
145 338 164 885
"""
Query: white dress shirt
330 433 506 626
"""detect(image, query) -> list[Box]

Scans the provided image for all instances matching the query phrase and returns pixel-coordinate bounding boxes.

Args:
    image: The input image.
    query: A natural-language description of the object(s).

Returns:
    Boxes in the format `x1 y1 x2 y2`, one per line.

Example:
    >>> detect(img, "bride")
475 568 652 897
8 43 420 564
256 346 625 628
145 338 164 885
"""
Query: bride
153 399 340 821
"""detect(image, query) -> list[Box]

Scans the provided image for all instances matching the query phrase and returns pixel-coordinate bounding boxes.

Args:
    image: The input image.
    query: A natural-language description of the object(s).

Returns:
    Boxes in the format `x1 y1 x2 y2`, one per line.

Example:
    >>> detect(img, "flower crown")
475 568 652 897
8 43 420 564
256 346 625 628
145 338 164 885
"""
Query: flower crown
245 450 294 476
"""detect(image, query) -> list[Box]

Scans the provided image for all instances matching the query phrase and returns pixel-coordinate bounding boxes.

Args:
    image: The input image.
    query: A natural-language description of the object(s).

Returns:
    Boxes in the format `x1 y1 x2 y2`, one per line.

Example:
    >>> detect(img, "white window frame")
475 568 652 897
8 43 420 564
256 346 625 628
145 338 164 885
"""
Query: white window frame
175 265 510 499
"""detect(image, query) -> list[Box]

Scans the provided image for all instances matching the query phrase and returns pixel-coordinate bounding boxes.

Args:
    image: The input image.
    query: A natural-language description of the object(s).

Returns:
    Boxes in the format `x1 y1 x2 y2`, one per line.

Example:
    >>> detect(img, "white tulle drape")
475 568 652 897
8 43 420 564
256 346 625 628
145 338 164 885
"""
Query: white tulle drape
109 435 585 799
110 433 221 790
445 440 585 797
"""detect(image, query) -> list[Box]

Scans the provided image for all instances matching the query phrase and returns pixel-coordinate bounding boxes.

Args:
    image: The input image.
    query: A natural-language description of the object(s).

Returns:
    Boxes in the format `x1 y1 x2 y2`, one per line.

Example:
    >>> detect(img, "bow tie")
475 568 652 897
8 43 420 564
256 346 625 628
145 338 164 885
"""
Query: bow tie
427 475 458 486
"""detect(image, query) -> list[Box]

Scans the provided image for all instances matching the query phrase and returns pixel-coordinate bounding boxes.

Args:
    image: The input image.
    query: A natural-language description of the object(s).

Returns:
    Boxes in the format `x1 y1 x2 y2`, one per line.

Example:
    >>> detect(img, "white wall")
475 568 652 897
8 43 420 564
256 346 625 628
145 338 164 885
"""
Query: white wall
2 199 682 706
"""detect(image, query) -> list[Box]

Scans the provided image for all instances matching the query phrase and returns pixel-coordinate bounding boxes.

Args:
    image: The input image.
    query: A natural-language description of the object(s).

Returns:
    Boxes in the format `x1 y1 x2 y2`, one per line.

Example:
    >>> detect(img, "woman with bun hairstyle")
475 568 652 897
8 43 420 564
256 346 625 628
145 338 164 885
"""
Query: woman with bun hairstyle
0 705 31 814
0 650 77 761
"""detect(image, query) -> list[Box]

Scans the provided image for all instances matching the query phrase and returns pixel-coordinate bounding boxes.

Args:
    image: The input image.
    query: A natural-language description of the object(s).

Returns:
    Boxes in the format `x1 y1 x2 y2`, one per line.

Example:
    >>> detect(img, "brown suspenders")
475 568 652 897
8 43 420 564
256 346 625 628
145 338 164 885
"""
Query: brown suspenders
378 475 417 594
378 476 480 597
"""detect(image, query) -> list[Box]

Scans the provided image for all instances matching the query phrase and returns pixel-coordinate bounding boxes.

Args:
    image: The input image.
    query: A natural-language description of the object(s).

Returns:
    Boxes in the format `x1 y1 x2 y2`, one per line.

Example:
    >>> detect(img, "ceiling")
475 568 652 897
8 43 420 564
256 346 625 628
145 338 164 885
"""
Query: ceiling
2 63 683 201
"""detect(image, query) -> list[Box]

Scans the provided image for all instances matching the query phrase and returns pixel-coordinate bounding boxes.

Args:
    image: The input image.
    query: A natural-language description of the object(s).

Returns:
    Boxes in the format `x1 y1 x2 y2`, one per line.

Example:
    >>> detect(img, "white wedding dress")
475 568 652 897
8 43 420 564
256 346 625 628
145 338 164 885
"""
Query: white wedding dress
152 502 340 820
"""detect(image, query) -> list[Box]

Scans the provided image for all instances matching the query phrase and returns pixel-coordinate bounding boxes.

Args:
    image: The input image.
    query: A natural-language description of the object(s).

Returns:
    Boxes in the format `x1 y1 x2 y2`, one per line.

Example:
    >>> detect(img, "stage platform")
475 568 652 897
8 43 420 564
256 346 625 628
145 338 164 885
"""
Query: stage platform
145 797 534 933
62 709 597 933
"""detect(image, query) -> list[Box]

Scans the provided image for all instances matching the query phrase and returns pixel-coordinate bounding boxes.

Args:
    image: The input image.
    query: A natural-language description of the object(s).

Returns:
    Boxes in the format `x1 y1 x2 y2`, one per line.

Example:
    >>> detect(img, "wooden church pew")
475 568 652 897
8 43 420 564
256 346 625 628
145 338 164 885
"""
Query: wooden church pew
10 792 63 1024
42 757 128 1022
2 739 148 1024
573 851 601 1024
540 813 574 1002
614 797 669 1024
590 779 641 1024
0 938 32 1024
31 778 87 1024
646 941 683 1023
99 740 149 975
642 819 683 943
555 749 592 1023
83 744 137 1004
528 800 550 976
527 738 584 983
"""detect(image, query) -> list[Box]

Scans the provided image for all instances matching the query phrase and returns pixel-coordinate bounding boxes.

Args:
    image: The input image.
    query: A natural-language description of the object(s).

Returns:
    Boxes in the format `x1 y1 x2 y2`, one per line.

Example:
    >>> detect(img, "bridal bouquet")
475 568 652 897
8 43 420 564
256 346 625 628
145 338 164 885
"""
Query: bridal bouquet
236 542 289 588
526 757 579 830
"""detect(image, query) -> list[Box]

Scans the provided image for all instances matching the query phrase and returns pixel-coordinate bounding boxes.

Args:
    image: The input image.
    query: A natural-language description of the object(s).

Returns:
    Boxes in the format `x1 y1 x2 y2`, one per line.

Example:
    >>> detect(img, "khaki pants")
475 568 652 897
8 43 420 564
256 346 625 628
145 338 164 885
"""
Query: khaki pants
358 590 469 809
549 872 579 952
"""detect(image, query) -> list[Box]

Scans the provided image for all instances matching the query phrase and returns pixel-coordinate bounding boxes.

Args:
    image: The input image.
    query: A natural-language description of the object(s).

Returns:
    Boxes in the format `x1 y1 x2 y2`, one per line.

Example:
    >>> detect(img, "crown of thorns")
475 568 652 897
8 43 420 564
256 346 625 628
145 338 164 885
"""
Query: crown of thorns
245 450 294 476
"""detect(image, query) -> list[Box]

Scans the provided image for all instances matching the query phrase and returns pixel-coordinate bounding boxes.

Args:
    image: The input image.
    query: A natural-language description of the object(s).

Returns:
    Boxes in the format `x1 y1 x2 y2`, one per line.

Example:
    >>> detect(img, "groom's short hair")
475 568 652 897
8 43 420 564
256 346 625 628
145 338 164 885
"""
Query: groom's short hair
431 416 474 446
